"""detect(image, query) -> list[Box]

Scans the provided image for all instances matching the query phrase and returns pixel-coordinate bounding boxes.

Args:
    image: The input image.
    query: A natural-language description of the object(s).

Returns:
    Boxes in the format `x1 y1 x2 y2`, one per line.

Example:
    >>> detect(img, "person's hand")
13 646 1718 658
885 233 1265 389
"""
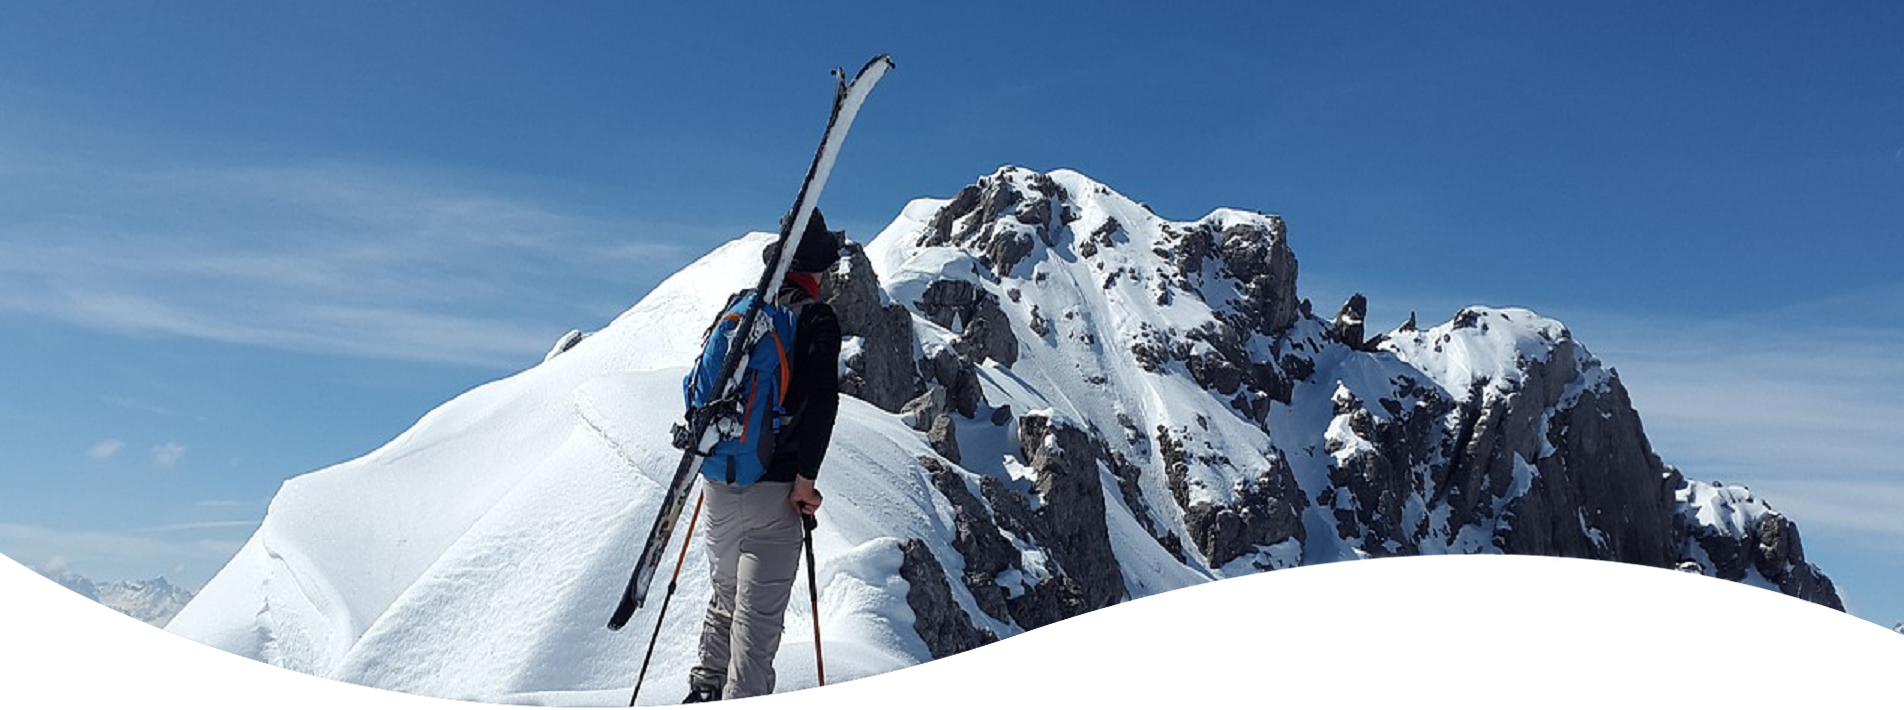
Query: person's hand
790 476 823 515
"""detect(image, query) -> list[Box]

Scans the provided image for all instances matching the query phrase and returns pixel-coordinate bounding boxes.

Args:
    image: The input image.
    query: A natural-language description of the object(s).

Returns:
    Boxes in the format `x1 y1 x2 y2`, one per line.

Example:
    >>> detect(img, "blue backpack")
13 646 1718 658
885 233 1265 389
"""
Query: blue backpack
682 290 801 486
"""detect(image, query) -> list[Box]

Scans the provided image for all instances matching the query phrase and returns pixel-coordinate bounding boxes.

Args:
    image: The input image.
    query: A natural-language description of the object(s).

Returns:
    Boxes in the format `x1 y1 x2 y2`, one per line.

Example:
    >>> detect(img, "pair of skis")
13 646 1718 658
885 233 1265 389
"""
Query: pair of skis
608 53 894 703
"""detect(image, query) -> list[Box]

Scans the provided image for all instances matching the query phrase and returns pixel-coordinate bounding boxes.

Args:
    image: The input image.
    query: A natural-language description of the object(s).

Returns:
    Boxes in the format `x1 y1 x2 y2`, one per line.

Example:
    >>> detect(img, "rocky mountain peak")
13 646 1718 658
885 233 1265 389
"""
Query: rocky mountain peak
908 166 1298 336
867 169 1840 634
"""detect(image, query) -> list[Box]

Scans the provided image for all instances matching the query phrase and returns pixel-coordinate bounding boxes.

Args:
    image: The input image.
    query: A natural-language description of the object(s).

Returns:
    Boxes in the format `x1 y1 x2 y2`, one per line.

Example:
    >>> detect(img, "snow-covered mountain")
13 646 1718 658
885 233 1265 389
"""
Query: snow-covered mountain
166 166 1840 704
42 569 196 627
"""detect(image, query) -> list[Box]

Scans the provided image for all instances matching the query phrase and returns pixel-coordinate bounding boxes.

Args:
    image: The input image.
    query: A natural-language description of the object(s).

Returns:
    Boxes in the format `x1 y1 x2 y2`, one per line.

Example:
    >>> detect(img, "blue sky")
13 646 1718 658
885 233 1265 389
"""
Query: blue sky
2 2 1900 626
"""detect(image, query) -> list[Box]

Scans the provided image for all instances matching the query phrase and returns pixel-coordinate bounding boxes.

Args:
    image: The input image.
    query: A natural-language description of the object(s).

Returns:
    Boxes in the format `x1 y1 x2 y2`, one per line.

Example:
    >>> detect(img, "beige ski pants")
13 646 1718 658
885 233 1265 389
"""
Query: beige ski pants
689 479 803 699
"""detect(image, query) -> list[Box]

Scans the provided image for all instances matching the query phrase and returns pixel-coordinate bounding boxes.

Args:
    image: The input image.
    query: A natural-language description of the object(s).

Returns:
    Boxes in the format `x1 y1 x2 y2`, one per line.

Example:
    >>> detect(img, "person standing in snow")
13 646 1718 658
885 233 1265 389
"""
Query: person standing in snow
685 212 843 703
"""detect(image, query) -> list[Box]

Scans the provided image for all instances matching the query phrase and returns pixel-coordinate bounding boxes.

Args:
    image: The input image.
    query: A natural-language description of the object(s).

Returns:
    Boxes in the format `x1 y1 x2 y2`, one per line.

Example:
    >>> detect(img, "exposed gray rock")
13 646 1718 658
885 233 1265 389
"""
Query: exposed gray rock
1155 216 1299 338
920 458 1018 624
1325 381 1447 556
818 241 882 335
976 476 1089 631
1080 217 1121 259
1503 370 1677 567
822 242 924 412
902 388 962 464
926 414 961 465
916 278 1020 369
1028 305 1051 338
896 538 998 659
955 291 1019 368
1016 413 1127 613
1674 482 1842 609
1196 466 1305 569
1179 322 1246 395
919 168 1054 277
1330 293 1368 350
920 345 982 420
989 404 1014 427
1752 512 1840 606
1217 219 1300 336
917 279 979 331
1160 424 1306 569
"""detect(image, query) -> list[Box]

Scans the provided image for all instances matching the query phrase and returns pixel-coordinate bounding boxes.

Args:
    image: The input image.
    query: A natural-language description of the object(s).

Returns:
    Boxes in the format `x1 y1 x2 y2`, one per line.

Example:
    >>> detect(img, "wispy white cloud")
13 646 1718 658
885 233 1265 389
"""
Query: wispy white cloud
39 554 72 575
0 523 245 589
1564 285 1904 542
102 396 191 419
151 443 187 468
87 440 124 460
133 521 259 534
192 499 262 508
0 147 700 369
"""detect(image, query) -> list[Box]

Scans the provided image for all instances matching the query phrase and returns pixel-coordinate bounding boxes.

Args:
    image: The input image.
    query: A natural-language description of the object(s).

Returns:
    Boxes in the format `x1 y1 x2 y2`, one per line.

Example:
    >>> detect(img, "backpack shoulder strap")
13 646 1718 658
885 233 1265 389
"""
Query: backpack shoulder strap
700 289 753 341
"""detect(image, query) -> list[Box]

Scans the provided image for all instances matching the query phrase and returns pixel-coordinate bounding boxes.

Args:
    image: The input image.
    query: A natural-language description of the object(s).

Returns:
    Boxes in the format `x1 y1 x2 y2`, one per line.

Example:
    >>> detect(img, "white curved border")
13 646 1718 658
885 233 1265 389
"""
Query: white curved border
8 552 1900 708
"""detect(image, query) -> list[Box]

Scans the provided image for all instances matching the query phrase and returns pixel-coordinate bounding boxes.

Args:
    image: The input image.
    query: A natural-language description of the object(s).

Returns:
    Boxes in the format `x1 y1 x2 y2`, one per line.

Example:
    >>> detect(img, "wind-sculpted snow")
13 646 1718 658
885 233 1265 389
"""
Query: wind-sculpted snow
168 166 1841 704
169 232 956 701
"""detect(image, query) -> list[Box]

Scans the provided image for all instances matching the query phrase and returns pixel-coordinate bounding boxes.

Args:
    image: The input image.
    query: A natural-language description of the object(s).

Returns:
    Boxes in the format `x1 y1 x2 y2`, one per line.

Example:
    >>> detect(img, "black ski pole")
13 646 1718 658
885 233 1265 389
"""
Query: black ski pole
801 512 824 687
630 489 705 707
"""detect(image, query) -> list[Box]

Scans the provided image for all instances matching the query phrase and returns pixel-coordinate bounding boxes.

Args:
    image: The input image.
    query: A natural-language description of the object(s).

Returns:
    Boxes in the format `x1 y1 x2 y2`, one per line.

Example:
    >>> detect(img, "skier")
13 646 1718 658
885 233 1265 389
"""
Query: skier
684 211 843 703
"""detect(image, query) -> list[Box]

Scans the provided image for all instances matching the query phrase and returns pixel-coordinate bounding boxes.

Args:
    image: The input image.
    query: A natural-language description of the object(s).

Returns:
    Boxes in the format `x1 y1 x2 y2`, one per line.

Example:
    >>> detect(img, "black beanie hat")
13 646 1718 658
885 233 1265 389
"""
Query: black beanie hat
766 208 844 272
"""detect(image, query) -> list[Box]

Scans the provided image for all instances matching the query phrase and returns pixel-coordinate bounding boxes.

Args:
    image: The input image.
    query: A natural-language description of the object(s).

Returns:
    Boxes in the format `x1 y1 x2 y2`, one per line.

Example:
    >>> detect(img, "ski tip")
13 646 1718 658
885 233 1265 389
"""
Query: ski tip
855 54 895 80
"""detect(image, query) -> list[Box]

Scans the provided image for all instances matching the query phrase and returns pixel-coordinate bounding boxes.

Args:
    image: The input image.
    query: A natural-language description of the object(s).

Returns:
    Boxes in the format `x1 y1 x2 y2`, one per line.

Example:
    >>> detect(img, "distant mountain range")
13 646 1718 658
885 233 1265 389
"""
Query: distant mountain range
41 569 196 627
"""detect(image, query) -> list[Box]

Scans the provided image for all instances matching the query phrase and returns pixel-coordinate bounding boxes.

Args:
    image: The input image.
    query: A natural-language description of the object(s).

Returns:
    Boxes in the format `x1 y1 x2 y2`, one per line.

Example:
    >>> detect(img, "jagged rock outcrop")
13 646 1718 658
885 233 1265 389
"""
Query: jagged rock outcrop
896 538 999 660
1330 293 1371 350
918 344 982 420
918 457 1019 626
1159 425 1304 569
909 413 1136 634
915 279 1019 368
920 168 1072 277
1014 413 1127 613
1672 475 1843 608
1321 381 1447 557
1502 366 1677 566
821 241 924 412
902 387 961 464
1160 216 1300 337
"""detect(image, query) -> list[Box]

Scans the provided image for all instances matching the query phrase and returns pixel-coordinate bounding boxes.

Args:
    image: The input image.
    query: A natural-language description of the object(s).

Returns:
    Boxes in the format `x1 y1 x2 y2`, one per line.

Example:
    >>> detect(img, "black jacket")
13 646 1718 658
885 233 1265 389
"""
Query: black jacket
763 289 840 483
